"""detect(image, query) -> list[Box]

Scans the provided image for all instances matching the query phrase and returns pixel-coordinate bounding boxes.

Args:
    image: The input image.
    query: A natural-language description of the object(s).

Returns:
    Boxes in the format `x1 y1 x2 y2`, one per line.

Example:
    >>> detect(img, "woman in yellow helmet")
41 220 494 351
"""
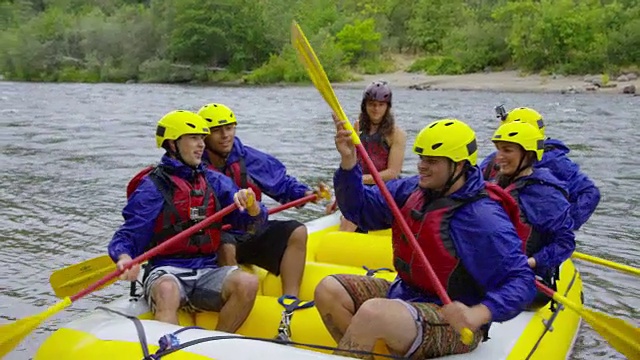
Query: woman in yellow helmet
482 106 600 231
490 120 576 309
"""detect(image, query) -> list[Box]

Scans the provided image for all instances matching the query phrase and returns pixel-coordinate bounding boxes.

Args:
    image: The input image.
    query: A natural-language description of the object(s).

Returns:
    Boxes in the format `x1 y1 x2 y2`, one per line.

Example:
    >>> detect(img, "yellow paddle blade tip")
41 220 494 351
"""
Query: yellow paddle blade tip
0 298 72 357
460 328 474 345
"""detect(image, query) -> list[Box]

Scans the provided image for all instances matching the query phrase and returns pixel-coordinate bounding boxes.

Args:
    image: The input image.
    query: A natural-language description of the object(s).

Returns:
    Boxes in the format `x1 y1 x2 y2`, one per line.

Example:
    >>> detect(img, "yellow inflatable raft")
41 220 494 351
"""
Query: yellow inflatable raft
34 212 583 360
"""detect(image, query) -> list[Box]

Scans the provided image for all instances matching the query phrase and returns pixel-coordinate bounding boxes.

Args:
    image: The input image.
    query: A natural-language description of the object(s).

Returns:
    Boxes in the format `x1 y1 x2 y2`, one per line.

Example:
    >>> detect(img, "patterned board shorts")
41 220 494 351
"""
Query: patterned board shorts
332 274 484 360
143 265 238 313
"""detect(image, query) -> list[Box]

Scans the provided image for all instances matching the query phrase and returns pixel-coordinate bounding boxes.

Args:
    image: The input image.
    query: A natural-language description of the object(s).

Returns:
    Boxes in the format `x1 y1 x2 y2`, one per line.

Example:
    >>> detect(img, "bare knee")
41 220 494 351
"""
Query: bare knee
151 278 181 310
352 298 387 324
314 276 353 313
287 225 308 248
352 299 419 353
224 270 259 302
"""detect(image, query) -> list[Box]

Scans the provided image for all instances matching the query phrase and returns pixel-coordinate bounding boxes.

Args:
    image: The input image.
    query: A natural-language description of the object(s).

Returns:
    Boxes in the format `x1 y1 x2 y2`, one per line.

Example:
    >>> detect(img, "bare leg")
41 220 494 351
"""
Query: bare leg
218 243 238 266
314 276 357 343
279 225 307 297
339 216 359 232
334 299 419 359
216 270 258 333
150 277 182 325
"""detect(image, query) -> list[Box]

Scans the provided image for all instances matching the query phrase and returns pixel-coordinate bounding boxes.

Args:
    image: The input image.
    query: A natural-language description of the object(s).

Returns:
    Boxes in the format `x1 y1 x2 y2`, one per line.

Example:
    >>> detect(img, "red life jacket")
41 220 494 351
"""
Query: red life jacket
391 182 528 298
126 165 222 259
504 177 568 258
357 131 390 175
207 158 263 201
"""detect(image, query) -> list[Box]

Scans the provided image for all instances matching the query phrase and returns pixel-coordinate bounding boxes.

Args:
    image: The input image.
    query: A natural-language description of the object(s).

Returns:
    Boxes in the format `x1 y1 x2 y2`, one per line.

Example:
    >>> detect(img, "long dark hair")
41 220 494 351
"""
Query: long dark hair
359 107 395 139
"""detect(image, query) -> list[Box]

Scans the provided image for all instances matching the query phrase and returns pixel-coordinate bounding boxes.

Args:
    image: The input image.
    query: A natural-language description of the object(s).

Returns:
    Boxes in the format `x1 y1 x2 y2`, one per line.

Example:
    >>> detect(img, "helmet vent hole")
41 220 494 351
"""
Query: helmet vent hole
429 122 439 128
431 143 443 150
508 131 518 137
186 123 196 129
444 121 454 126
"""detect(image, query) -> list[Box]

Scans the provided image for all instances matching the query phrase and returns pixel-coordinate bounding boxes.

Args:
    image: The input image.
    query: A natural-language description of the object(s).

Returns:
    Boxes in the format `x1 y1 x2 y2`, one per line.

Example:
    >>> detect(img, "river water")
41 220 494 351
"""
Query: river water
0 82 638 359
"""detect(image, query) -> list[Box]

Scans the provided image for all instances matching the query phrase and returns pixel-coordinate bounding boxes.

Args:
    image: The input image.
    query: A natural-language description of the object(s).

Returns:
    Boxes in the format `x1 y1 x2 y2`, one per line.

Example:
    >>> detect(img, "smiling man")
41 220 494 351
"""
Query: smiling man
197 103 327 307
315 117 535 359
109 110 268 330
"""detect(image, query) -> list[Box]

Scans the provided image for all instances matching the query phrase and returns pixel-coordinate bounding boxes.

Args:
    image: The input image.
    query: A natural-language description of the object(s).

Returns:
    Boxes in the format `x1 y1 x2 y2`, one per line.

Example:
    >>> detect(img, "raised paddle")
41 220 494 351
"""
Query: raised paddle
290 20 475 345
572 251 640 277
0 201 242 358
49 190 331 299
535 280 640 359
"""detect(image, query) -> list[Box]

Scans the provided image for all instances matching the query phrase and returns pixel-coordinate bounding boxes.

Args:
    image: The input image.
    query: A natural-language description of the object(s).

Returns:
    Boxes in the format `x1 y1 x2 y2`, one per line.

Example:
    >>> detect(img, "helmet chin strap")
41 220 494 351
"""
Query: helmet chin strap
170 139 197 170
498 154 532 187
427 160 468 199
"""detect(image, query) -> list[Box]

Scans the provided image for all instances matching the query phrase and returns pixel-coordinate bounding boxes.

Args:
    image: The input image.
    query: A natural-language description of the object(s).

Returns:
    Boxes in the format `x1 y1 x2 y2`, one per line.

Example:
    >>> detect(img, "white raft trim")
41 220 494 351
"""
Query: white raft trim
65 296 535 360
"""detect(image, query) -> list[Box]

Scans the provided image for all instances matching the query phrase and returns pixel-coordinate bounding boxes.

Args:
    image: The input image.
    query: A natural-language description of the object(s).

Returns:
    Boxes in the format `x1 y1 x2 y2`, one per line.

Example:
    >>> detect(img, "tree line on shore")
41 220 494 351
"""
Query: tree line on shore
1 0 638 84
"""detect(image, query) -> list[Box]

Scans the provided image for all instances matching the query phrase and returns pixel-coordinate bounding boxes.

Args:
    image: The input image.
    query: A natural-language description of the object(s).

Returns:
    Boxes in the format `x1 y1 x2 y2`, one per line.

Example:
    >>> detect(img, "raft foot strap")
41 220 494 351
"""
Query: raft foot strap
96 306 151 359
362 265 393 277
275 295 315 343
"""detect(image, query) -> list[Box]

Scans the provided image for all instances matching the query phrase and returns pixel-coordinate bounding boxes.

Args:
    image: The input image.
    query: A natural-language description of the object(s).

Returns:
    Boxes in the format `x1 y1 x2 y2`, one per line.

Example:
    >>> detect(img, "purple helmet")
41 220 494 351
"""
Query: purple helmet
362 80 392 105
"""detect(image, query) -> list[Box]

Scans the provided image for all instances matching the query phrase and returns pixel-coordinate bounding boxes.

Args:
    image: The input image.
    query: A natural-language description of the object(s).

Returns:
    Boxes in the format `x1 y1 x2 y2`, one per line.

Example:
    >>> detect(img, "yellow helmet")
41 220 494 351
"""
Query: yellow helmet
491 120 544 161
197 103 237 129
155 110 210 148
504 107 545 136
412 119 478 166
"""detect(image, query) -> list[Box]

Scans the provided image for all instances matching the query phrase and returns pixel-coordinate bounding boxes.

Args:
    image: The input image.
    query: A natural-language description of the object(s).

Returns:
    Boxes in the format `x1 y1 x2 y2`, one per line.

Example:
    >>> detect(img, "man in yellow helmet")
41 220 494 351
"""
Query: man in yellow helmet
482 106 600 231
108 110 268 331
314 117 536 358
197 103 327 302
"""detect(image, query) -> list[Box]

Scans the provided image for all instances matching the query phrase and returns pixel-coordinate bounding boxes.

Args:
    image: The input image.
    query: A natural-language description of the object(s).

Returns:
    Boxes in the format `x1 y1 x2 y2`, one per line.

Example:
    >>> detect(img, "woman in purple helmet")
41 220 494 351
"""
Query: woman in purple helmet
327 80 407 232
356 80 407 182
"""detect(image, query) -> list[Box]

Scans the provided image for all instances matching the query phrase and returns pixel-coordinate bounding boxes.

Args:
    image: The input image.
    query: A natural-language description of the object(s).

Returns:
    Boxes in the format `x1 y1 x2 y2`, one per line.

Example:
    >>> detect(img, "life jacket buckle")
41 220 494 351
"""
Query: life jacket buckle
410 209 424 220
189 206 206 221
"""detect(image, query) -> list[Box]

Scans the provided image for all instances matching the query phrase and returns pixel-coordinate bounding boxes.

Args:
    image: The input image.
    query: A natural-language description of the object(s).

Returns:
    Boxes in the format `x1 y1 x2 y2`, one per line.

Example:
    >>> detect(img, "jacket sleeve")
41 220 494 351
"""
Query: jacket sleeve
479 152 496 174
108 178 164 263
568 172 600 230
545 154 600 230
522 185 576 271
450 200 536 323
205 169 268 234
243 146 311 204
334 164 416 231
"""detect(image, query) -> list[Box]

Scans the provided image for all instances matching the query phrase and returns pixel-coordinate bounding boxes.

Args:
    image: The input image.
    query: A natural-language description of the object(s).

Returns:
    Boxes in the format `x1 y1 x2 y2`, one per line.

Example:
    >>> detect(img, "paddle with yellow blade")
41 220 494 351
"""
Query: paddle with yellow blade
572 251 640 277
536 280 640 359
49 190 331 299
290 20 475 345
0 201 241 358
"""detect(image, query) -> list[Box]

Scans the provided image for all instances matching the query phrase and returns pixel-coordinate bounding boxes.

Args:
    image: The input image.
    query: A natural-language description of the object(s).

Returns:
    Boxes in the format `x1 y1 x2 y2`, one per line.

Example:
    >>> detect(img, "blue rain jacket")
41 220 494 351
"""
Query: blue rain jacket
512 168 576 277
480 138 600 230
205 137 311 236
207 137 311 205
334 164 536 323
108 155 268 269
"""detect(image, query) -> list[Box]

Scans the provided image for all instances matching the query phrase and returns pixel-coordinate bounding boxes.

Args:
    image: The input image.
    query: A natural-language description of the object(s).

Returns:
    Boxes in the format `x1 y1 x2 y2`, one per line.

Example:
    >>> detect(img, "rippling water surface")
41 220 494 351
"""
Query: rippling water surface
0 82 638 359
